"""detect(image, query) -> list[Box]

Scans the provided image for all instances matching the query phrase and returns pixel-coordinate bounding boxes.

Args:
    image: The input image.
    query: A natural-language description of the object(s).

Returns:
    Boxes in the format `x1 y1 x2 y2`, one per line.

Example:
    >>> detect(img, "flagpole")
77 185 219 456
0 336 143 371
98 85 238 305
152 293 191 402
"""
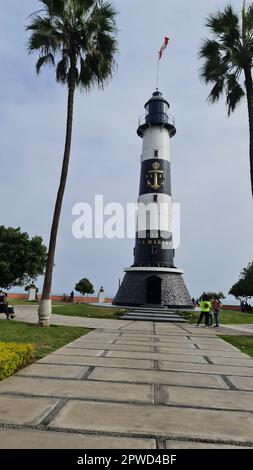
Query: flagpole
156 53 160 91
156 37 169 91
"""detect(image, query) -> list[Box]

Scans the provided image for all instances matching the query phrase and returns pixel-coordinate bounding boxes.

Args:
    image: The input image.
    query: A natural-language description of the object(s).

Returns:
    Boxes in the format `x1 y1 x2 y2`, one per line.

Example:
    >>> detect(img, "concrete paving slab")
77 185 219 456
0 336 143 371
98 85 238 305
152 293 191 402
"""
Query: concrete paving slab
210 357 253 367
162 386 253 411
0 396 59 425
39 355 154 370
0 376 154 403
0 429 156 449
92 335 191 345
83 335 120 341
228 376 253 391
89 366 229 389
55 348 105 357
17 364 89 379
159 361 253 376
119 326 154 332
157 336 194 343
218 324 253 334
192 343 238 351
73 339 115 345
93 331 189 338
158 347 249 358
115 340 197 349
123 334 190 340
106 351 208 364
189 336 229 342
50 401 253 443
66 342 154 353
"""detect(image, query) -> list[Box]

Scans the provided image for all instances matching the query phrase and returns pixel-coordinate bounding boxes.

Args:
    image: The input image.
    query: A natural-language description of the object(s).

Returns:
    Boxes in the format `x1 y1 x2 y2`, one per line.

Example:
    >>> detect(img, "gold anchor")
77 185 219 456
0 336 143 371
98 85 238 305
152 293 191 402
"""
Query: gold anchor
146 162 165 191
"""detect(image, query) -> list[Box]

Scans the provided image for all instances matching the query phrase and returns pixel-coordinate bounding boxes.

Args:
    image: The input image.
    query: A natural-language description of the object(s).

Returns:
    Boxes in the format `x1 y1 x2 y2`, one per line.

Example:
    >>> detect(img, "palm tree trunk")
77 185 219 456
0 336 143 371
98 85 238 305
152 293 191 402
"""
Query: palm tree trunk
244 65 253 198
38 71 76 326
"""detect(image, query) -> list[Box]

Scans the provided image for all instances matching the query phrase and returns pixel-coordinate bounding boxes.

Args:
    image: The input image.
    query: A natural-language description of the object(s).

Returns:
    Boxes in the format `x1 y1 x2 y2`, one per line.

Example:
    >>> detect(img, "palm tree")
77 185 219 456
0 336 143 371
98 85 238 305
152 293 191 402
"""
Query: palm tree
199 1 253 197
27 0 118 326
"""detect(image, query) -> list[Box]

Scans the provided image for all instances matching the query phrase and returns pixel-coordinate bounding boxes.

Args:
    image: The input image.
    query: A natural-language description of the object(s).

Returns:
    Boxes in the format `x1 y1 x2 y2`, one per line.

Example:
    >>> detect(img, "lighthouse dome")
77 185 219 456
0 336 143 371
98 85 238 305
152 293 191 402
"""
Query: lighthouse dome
137 90 176 138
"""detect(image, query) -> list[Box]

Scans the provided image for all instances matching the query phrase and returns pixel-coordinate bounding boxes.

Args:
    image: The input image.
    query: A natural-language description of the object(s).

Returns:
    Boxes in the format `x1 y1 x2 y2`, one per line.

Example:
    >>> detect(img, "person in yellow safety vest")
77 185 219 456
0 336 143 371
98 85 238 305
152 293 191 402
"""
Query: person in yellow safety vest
196 293 211 327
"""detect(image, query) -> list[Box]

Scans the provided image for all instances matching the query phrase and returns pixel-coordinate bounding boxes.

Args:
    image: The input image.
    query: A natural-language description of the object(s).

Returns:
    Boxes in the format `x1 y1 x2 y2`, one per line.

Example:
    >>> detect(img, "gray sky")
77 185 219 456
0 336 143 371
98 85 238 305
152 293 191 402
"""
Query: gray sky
0 0 252 303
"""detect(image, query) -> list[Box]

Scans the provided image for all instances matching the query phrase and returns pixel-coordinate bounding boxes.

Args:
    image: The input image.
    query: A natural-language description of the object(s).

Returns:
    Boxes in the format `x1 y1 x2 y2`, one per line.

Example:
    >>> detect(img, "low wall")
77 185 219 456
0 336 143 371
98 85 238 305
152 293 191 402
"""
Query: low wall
222 305 240 311
7 293 113 304
5 295 242 310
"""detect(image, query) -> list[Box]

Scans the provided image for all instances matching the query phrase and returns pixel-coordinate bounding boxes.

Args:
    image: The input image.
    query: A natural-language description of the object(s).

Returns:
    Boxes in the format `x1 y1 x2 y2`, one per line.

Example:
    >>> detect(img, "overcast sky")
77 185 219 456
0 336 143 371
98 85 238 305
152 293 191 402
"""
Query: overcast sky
0 0 252 303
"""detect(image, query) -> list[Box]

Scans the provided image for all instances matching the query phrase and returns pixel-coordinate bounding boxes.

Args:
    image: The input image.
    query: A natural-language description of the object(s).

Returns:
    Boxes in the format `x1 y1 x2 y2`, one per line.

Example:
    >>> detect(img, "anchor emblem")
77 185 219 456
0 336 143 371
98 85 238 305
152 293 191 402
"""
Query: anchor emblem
146 162 165 191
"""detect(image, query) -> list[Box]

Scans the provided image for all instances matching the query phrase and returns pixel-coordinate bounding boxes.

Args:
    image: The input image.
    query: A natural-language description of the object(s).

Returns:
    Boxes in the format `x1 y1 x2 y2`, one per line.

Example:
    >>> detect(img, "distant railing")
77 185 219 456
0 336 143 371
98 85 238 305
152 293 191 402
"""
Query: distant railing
138 112 176 128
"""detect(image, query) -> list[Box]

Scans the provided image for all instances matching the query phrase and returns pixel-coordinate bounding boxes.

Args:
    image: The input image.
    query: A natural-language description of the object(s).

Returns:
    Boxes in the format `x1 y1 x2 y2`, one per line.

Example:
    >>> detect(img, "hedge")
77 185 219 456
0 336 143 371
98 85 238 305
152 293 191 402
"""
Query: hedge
0 342 35 381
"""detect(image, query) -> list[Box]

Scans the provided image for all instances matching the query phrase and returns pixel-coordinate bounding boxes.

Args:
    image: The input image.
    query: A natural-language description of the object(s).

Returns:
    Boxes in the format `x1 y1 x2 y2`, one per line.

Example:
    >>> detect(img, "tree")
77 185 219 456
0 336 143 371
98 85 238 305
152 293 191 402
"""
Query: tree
206 291 226 300
0 226 47 289
229 261 253 299
199 1 253 197
75 278 94 296
27 0 118 326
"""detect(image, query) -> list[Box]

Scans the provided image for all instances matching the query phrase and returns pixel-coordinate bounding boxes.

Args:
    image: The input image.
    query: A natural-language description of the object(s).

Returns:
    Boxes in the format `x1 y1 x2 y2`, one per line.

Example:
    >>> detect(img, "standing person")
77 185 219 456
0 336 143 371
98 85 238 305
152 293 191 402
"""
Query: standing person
70 291 74 303
196 294 211 327
211 296 222 328
209 302 213 326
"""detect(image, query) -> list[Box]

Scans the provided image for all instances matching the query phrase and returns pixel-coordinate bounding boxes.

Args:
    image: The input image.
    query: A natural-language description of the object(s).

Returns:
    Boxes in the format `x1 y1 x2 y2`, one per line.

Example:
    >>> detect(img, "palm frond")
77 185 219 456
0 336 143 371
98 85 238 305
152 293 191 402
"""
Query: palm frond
27 16 62 53
36 53 55 73
56 54 69 83
199 39 220 60
243 3 253 35
226 74 245 114
38 0 65 18
206 5 239 36
207 79 225 103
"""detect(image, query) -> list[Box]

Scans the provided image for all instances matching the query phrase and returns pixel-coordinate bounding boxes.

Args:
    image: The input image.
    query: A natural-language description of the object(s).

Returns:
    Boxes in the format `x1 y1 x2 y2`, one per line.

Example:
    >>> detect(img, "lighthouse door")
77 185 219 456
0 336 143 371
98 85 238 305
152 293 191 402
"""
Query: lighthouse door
146 276 162 305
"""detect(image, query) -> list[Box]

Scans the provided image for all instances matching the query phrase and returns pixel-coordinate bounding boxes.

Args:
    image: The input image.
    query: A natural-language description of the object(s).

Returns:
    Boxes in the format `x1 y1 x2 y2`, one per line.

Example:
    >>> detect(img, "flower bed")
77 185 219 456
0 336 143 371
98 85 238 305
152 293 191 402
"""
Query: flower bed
0 342 35 380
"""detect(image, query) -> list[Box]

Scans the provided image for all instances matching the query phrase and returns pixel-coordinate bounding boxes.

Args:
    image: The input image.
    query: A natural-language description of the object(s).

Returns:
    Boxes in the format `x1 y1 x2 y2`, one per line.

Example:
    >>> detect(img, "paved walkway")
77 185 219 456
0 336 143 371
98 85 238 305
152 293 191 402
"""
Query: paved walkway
11 306 131 330
0 309 253 448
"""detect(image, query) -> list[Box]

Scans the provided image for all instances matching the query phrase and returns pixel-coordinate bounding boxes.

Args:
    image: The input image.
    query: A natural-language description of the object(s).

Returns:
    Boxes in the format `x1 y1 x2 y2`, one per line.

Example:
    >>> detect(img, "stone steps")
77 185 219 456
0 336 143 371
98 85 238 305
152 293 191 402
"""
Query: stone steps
122 308 187 323
129 308 179 314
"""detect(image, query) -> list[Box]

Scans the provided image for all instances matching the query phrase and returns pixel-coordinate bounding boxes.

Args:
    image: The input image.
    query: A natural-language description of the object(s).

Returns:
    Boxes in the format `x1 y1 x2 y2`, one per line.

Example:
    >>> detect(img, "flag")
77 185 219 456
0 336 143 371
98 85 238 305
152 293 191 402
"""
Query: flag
159 36 169 60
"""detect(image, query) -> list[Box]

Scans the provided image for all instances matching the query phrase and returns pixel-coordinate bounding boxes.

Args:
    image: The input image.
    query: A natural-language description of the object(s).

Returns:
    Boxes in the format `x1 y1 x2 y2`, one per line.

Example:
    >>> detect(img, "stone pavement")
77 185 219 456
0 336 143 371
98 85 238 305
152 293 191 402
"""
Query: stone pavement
1 315 253 449
10 305 131 330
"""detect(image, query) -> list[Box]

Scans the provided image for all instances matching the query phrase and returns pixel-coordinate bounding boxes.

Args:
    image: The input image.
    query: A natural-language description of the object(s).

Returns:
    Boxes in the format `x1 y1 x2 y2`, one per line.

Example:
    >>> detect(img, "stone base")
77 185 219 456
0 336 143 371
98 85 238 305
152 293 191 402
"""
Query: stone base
113 270 193 309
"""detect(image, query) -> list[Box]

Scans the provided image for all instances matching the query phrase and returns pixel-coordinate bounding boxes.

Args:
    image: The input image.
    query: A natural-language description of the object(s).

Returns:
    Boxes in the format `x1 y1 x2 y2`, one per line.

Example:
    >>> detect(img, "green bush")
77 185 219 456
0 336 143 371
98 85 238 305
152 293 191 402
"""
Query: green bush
0 342 35 380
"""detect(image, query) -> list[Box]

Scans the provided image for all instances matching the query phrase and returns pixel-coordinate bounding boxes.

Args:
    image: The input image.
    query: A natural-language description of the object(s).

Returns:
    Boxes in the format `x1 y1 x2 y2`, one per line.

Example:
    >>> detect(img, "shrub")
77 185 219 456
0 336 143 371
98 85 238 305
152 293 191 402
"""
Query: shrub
0 342 35 380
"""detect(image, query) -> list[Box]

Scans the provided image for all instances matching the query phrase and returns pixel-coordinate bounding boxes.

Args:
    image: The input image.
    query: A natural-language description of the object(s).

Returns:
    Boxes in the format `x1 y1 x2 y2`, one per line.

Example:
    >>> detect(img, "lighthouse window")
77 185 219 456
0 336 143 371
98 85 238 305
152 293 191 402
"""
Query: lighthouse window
154 150 159 158
153 195 158 203
152 246 158 255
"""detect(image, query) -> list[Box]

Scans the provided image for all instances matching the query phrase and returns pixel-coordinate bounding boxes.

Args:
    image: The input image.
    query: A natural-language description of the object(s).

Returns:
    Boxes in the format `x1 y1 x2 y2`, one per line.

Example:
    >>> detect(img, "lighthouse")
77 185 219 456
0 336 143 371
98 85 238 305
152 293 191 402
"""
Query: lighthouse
113 90 192 308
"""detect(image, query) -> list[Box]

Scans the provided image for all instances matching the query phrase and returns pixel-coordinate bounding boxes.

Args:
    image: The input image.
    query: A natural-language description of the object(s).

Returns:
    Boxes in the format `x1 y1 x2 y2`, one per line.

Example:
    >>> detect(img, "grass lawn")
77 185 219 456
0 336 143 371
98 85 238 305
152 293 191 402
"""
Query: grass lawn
52 303 126 320
0 321 90 360
8 300 62 306
180 309 253 325
221 336 253 359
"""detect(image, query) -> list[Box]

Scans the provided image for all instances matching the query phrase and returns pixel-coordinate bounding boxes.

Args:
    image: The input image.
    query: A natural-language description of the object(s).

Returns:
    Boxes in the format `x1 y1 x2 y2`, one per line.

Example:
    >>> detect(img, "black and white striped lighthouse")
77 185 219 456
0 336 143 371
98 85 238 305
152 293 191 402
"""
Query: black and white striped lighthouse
113 90 192 308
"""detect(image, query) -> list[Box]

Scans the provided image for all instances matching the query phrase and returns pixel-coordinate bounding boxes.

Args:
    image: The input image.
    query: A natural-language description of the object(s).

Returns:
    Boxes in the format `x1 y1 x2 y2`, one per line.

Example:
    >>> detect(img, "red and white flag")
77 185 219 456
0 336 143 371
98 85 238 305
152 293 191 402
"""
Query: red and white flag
159 36 169 60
